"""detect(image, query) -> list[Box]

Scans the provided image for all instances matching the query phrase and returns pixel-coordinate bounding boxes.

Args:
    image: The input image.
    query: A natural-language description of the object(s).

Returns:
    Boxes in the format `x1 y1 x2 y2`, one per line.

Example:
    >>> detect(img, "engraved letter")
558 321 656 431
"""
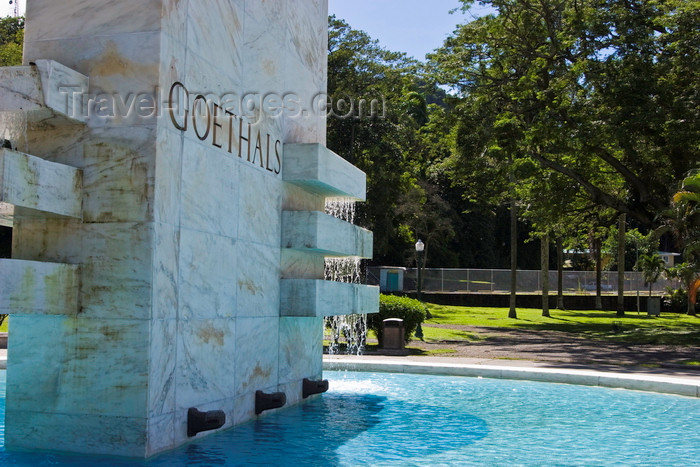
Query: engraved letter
212 103 223 148
168 82 189 131
192 95 211 141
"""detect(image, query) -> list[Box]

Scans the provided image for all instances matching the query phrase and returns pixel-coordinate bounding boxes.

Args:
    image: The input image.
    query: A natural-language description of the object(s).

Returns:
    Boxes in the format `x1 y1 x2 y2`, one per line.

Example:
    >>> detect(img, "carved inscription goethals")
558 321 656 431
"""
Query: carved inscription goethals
168 82 282 174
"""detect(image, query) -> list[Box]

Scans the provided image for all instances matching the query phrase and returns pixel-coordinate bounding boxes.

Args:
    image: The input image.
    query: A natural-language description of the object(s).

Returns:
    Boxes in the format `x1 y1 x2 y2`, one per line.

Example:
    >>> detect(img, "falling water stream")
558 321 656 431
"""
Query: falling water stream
323 197 366 355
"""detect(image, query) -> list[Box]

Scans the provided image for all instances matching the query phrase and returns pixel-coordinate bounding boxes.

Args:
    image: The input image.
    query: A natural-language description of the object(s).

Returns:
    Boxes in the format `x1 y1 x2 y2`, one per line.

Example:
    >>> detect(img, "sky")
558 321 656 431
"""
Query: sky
0 0 23 18
2 1 491 61
329 0 494 60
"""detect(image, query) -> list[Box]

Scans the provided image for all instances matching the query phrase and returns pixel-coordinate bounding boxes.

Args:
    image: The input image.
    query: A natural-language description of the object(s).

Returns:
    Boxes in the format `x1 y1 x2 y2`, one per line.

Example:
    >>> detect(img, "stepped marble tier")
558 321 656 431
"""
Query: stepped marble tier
280 142 378 319
280 280 379 318
0 148 83 221
282 210 372 258
283 143 366 200
0 60 88 125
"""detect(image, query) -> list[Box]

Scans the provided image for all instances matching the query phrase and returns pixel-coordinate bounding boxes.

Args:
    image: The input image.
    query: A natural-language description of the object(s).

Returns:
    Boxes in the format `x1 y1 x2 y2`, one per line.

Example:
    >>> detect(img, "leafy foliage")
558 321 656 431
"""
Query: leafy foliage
637 253 666 296
327 17 464 267
659 173 700 314
367 294 426 346
0 16 23 66
430 0 699 231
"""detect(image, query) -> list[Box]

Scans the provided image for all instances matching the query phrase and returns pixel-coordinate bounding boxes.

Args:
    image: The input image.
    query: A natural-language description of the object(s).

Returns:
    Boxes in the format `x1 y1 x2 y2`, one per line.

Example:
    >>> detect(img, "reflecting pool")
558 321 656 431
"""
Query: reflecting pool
0 370 698 465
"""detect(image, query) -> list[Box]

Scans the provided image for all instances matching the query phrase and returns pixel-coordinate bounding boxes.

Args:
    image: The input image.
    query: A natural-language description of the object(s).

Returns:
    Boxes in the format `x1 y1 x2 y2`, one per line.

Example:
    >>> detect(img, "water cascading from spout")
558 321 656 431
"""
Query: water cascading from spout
324 196 355 224
323 197 367 355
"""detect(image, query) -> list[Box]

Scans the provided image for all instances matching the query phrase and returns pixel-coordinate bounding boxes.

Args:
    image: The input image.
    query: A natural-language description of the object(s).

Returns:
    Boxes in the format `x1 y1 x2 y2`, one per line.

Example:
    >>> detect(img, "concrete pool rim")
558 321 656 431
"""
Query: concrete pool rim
323 355 700 398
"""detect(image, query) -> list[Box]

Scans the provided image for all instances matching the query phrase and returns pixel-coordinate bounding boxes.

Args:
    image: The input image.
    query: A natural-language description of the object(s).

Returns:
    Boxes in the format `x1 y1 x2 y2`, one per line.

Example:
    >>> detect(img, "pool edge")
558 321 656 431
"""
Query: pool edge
323 356 700 398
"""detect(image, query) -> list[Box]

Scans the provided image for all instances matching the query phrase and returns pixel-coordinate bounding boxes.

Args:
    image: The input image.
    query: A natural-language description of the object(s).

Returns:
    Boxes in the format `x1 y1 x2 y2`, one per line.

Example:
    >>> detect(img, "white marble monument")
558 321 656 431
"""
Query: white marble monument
0 0 377 458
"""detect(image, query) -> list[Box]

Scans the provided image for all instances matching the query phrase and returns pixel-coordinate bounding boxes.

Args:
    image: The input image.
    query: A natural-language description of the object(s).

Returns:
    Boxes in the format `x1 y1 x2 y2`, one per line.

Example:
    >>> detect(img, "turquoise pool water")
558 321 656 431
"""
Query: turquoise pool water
0 370 698 465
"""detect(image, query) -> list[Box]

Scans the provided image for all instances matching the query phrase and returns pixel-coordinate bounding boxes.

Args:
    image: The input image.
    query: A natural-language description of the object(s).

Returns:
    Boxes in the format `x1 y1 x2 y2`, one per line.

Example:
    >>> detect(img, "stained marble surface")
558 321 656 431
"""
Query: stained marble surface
0 61 88 124
2 0 373 459
33 59 90 122
0 259 79 314
280 279 380 317
282 210 373 258
0 148 83 219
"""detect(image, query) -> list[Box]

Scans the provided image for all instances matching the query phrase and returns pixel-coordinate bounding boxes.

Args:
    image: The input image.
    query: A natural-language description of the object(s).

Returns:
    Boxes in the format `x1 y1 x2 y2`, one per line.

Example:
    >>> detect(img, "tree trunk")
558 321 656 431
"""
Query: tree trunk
594 237 602 310
617 214 626 317
688 279 697 316
541 233 550 317
556 236 564 309
509 200 518 319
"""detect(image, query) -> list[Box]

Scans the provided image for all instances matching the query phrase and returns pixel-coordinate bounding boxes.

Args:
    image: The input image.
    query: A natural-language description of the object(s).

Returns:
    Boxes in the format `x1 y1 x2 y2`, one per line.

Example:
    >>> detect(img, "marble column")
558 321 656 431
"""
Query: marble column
0 0 377 457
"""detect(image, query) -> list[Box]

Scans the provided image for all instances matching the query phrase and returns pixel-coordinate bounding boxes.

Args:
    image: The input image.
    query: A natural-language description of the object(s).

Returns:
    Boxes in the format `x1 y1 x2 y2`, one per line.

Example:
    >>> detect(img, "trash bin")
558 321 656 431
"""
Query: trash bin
382 318 404 350
647 297 661 316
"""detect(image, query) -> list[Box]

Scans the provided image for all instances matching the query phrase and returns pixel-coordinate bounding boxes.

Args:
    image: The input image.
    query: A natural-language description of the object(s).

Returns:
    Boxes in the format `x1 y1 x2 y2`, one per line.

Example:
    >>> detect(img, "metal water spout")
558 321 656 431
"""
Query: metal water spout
255 390 286 414
187 408 226 437
302 378 329 398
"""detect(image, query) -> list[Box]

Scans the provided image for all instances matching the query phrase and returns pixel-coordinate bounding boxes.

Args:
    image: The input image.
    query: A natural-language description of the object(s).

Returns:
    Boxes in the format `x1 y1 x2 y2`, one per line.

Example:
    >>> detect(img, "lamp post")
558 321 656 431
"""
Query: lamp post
415 239 424 302
415 239 425 340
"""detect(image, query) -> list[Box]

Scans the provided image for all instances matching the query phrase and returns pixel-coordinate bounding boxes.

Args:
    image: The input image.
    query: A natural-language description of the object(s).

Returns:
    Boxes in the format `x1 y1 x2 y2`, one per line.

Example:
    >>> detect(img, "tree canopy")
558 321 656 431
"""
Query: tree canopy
328 2 698 311
0 16 23 66
429 0 699 230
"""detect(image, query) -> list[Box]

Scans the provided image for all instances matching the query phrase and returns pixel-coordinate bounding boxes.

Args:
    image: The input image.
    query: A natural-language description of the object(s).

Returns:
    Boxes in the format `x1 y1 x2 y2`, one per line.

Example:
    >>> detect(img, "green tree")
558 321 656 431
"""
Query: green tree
637 253 666 297
327 16 459 267
0 16 23 66
431 0 698 228
661 173 700 315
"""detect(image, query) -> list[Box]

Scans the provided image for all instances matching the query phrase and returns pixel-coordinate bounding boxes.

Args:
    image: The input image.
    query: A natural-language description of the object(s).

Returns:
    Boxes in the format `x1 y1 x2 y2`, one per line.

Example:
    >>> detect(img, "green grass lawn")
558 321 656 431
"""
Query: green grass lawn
0 316 8 333
425 304 700 346
420 326 486 343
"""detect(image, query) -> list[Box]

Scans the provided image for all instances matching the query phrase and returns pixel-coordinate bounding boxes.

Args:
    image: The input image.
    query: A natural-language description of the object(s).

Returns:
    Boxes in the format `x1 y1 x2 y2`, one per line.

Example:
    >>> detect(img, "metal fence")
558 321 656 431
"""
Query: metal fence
367 267 680 295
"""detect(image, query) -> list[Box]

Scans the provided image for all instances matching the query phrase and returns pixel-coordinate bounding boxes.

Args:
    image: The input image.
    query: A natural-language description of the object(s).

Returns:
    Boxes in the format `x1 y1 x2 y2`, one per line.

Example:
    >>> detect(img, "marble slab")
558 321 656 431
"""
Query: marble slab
175 318 237 410
24 0 163 42
0 66 43 112
4 410 149 457
278 316 323 386
282 210 372 258
283 143 366 200
234 317 279 397
280 279 380 317
0 148 83 219
0 61 88 124
34 59 90 122
0 259 80 314
178 229 237 320
235 241 280 317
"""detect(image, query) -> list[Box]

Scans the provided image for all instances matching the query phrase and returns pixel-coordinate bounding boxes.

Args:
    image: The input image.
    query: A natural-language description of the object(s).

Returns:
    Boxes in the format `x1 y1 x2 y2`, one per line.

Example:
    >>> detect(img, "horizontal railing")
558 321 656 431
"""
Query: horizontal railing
368 267 680 294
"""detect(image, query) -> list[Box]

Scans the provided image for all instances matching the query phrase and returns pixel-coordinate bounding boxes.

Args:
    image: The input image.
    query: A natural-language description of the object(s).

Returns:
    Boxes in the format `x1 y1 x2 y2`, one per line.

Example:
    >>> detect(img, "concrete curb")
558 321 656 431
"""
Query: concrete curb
323 356 700 398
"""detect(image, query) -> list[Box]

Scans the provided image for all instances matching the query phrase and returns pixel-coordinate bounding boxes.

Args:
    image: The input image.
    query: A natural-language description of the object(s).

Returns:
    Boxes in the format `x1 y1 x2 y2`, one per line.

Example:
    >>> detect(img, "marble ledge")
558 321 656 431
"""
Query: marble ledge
0 60 88 125
281 211 372 258
280 279 379 318
283 143 366 201
0 258 80 315
0 148 83 220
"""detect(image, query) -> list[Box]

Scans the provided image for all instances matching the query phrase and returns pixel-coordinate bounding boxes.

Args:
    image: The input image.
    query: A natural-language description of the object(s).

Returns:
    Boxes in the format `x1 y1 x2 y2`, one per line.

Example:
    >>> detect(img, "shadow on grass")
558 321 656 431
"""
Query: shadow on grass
505 321 700 346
